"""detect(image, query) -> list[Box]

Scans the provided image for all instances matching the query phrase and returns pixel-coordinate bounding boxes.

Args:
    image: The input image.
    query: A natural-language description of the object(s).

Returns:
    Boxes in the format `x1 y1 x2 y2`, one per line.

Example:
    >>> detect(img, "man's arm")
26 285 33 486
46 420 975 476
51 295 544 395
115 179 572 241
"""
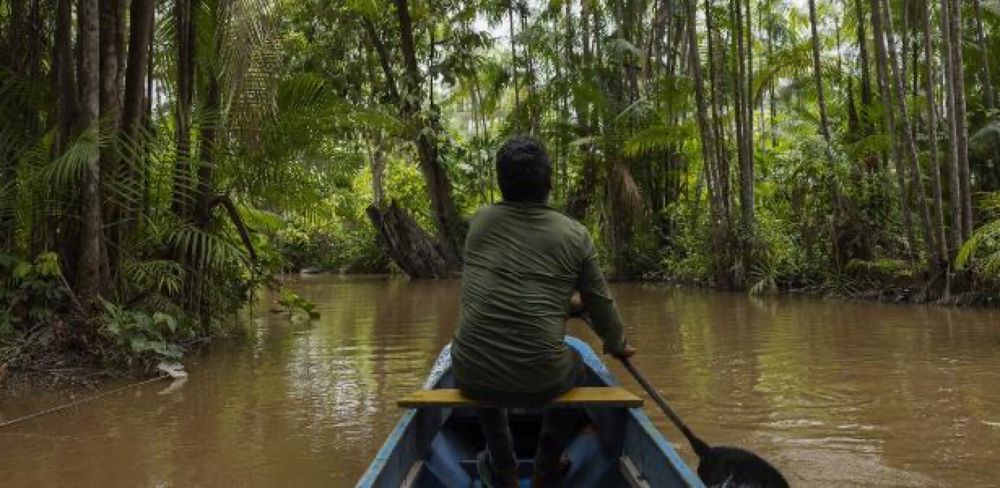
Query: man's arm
577 235 632 357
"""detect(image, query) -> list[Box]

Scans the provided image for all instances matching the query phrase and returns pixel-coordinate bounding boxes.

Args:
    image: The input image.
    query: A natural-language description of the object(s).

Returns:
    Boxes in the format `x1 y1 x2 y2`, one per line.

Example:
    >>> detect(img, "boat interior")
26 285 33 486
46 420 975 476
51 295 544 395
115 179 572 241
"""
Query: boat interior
362 338 702 488
408 376 646 487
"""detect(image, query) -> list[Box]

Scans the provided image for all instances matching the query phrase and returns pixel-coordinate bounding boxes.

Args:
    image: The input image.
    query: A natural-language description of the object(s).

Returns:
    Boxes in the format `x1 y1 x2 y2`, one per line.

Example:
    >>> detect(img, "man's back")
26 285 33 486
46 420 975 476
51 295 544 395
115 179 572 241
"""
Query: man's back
451 136 630 487
452 202 623 397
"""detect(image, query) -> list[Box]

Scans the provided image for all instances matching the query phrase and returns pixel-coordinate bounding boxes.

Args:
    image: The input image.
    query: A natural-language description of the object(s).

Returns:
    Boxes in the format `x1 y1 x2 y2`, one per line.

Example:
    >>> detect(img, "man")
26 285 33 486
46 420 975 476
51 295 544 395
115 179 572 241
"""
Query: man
451 135 635 487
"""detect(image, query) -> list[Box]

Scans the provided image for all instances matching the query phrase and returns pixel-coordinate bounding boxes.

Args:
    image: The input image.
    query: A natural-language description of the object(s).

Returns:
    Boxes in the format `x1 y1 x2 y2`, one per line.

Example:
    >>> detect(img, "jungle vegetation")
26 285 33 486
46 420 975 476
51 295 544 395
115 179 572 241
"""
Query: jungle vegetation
1 0 999 368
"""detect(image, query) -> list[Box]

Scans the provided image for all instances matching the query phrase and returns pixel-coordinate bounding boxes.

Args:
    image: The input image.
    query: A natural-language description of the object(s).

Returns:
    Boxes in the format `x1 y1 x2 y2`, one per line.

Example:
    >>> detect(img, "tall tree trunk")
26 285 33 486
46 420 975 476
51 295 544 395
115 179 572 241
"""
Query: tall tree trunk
685 0 729 289
54 0 79 148
363 39 388 207
940 0 963 252
196 68 221 229
519 7 540 133
648 0 670 81
808 0 841 206
122 0 154 145
768 17 777 147
99 0 121 139
870 0 915 261
99 0 122 279
76 0 103 311
196 0 231 231
732 0 753 231
567 0 596 220
393 0 465 267
172 0 195 217
949 0 973 240
882 0 935 268
855 0 873 118
743 0 754 228
704 0 730 221
971 0 1000 190
972 0 994 109
120 0 155 236
923 0 949 268
508 2 520 129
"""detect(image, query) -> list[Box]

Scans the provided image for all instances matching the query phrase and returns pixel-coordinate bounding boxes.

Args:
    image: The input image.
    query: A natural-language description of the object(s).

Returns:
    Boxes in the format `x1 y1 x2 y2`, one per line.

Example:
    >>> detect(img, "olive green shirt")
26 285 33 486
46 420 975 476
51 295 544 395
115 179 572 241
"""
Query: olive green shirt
451 202 627 395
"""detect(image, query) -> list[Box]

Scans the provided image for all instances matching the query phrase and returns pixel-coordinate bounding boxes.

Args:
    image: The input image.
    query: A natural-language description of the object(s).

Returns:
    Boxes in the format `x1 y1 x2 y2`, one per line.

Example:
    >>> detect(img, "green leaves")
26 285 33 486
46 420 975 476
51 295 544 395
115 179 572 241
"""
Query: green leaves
276 288 320 319
100 300 185 363
624 124 698 157
956 193 1000 273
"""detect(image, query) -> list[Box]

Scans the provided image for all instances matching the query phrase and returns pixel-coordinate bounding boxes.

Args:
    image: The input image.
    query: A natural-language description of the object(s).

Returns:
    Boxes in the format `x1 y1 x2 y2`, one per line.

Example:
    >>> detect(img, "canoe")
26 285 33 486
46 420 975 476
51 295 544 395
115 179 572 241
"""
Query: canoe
357 336 704 487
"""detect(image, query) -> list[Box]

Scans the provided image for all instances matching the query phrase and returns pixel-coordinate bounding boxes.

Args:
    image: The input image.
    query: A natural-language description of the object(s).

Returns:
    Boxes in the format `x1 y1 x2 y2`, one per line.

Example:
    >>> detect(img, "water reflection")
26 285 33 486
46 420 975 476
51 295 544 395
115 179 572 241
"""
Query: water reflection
0 277 997 487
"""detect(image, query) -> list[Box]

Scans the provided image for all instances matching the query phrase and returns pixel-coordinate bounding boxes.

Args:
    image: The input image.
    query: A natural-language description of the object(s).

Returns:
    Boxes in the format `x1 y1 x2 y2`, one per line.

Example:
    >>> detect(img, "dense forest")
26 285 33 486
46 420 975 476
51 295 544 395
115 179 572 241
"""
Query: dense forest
1 0 999 368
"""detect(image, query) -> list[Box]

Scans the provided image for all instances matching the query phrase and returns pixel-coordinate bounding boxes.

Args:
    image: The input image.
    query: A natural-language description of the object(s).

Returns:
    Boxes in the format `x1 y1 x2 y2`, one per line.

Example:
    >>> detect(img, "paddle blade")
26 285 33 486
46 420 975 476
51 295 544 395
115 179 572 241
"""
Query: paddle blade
697 446 789 488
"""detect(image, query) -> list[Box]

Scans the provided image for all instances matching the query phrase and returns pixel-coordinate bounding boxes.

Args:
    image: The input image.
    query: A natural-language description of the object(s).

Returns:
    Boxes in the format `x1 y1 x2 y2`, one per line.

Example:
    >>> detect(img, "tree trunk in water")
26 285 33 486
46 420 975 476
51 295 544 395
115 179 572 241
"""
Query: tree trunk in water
76 0 104 311
923 0 949 268
393 0 465 269
940 0 963 252
882 0 935 269
948 0 973 240
366 203 450 279
870 0 915 262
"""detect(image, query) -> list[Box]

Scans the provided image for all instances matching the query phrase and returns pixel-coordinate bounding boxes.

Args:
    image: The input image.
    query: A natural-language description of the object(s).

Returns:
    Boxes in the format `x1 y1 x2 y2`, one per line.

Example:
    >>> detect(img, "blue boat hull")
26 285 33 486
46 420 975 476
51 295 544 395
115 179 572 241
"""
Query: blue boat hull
357 337 704 487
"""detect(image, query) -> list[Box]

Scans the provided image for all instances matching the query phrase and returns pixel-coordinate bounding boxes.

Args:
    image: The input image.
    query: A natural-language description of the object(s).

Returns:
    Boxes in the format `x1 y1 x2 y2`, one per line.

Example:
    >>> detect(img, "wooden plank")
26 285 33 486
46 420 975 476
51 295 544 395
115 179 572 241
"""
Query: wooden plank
397 387 642 408
619 456 652 488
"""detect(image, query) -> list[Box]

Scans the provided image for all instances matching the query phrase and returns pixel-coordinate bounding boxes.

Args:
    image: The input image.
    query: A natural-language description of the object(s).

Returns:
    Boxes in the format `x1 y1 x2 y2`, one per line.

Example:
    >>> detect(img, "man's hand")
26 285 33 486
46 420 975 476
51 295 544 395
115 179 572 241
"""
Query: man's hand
613 343 636 359
605 342 636 359
568 292 585 318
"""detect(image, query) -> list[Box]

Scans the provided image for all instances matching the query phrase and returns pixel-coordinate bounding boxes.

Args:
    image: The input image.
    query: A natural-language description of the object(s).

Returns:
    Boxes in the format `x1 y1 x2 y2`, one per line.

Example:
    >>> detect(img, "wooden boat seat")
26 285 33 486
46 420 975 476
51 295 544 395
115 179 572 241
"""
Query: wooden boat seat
397 387 643 408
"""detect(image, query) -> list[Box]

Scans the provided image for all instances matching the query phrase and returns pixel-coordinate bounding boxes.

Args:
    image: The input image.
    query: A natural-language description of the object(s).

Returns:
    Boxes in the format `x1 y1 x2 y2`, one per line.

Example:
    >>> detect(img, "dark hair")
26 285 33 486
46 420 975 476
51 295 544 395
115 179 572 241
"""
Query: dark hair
495 135 552 203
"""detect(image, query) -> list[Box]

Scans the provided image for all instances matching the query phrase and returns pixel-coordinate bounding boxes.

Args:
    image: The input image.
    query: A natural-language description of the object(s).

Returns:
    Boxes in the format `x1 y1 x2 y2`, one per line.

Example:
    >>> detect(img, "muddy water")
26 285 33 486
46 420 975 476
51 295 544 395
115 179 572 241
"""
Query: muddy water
1 276 999 487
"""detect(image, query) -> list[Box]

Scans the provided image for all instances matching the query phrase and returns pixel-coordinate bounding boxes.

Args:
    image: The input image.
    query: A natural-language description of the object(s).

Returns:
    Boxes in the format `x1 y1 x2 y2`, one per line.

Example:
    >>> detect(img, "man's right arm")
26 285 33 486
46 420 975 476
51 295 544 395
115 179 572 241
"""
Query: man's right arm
577 233 629 356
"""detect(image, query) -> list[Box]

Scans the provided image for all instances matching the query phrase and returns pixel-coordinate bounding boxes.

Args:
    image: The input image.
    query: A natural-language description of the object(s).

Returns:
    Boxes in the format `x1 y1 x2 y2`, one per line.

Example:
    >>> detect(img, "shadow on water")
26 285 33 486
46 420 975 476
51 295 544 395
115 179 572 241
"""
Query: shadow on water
1 276 998 486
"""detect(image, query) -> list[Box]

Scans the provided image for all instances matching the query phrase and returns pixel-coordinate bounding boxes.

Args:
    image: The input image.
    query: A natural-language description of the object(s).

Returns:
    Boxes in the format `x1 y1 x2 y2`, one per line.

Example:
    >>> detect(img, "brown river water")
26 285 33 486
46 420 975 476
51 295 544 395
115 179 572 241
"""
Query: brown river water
1 275 999 487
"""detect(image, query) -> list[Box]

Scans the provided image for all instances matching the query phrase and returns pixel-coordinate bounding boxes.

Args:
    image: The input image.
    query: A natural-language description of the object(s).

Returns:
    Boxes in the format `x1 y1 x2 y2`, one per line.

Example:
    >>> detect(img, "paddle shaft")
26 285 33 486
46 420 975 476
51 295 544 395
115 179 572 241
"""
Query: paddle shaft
619 357 711 457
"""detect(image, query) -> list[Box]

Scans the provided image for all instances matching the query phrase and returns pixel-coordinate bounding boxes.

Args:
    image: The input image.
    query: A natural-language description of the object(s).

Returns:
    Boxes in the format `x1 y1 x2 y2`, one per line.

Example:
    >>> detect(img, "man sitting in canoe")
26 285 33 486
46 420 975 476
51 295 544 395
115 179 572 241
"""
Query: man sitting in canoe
451 135 635 487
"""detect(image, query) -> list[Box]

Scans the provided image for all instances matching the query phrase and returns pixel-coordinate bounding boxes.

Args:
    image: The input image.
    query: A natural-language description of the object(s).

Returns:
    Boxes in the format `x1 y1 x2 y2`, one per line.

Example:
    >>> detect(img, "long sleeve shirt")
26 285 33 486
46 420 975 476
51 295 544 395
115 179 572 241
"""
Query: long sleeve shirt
451 202 627 396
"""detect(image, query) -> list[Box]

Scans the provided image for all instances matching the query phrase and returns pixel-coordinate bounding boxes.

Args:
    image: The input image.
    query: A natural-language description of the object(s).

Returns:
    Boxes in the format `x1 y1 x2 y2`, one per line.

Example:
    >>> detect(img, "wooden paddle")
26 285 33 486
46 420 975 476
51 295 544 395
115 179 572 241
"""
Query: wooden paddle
618 356 790 488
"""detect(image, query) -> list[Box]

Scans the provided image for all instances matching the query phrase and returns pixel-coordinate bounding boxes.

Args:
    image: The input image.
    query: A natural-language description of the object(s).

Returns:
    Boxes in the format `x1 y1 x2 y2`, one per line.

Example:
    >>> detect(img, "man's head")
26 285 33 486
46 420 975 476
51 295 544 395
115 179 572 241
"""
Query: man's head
496 135 552 204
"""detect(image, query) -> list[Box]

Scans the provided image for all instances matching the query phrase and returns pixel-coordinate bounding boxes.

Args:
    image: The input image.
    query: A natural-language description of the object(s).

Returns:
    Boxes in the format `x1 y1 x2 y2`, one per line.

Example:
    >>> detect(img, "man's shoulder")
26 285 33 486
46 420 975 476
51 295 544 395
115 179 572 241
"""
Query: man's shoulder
475 203 585 228
469 204 503 224
548 209 588 236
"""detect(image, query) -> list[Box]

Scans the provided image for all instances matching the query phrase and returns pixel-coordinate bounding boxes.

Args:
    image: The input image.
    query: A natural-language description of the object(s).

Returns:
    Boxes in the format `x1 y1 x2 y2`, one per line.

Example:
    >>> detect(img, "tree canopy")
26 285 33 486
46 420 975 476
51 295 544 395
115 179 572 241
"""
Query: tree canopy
2 0 1000 363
